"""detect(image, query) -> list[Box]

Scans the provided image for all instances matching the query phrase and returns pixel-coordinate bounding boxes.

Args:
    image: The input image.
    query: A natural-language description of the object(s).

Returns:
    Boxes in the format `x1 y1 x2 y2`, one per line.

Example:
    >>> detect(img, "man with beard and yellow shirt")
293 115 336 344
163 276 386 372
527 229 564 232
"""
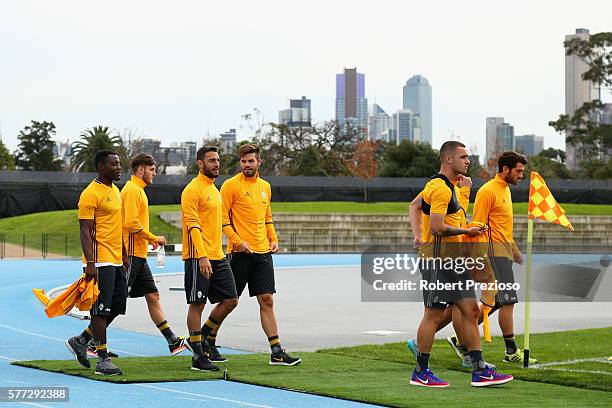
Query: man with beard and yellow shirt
181 146 238 372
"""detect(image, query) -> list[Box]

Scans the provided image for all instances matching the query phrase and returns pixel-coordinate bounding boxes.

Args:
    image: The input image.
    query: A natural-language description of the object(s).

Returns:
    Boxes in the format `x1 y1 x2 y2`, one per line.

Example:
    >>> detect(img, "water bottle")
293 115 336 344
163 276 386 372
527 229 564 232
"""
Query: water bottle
156 245 166 268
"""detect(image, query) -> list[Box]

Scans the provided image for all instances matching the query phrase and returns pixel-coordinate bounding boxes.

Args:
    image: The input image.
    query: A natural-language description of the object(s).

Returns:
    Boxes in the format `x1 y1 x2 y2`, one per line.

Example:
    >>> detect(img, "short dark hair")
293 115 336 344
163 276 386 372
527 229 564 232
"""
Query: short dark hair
438 141 466 163
130 153 156 173
238 143 260 158
94 150 118 169
498 151 528 173
196 146 218 161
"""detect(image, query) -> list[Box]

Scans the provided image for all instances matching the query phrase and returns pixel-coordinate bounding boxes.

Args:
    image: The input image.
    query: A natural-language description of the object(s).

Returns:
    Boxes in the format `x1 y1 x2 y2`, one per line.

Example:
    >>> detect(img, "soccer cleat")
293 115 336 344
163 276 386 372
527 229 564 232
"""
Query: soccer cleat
66 337 90 368
471 367 513 387
86 344 118 358
191 356 220 372
407 338 419 358
446 335 464 360
203 339 227 362
169 336 188 356
503 348 538 364
95 358 122 376
269 349 302 366
410 368 449 387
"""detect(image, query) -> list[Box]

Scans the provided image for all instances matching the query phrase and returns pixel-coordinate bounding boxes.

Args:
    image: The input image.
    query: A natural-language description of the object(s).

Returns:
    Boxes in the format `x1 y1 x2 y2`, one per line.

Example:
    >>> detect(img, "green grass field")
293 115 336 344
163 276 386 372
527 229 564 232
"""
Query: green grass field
13 328 612 407
1 202 611 257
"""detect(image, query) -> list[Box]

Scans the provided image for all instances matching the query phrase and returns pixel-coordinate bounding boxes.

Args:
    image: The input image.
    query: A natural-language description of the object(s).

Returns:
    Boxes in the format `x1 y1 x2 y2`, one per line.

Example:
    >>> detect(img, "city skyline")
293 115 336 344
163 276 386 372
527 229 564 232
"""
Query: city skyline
1 1 611 160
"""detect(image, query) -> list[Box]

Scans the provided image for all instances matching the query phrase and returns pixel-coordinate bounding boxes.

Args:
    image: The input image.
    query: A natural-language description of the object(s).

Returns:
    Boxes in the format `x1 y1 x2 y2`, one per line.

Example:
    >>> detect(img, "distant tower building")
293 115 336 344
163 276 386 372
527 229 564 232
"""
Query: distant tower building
403 75 432 144
220 129 237 153
390 109 421 144
486 117 515 172
335 67 368 137
368 104 391 141
279 96 312 127
180 141 197 165
565 28 601 170
515 135 544 156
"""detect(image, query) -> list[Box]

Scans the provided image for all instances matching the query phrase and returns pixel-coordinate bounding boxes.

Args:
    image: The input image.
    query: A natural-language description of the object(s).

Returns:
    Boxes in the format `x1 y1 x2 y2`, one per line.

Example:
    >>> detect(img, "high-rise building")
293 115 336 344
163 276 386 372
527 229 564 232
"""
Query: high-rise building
279 96 312 127
220 128 237 153
390 109 421 144
486 117 515 172
565 28 601 170
403 75 432 144
515 135 544 156
180 141 197 164
368 104 391 142
335 68 368 137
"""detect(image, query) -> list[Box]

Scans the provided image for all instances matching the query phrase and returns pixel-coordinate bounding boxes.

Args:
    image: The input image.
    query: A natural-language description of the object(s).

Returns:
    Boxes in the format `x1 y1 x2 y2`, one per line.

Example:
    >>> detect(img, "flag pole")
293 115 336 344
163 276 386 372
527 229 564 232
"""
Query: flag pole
523 217 534 368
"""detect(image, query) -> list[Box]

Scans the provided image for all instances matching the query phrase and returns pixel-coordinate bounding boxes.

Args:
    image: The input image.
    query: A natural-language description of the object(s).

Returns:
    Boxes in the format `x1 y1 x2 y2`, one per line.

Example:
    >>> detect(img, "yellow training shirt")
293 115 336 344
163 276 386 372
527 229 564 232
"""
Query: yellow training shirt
181 173 224 261
420 177 465 244
471 174 517 259
220 173 278 254
121 175 157 258
77 179 123 265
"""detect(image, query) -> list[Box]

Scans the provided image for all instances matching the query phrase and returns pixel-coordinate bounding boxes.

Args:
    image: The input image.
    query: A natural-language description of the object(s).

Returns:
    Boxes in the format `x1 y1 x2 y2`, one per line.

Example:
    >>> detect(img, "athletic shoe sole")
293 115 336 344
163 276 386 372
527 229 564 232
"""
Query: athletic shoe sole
471 376 513 387
191 366 220 372
95 370 122 376
446 336 464 360
409 380 449 387
269 358 302 366
209 357 228 363
170 345 187 356
65 339 90 368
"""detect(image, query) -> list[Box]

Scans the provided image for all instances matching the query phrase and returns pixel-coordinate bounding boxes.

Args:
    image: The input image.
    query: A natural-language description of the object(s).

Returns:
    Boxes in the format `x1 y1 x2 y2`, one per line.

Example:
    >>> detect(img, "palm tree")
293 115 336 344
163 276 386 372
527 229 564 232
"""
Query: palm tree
70 126 128 172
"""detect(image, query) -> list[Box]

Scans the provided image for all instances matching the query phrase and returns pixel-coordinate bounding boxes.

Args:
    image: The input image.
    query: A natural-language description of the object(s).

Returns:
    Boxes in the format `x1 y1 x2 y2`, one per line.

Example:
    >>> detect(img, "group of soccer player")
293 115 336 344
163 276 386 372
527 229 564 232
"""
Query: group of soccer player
406 140 535 387
65 143 300 375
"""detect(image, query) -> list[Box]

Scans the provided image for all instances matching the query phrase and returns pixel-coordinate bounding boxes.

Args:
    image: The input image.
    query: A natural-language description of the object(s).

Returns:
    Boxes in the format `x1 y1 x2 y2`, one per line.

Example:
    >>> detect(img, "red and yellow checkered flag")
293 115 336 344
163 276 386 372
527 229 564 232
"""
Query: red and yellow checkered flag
528 171 574 231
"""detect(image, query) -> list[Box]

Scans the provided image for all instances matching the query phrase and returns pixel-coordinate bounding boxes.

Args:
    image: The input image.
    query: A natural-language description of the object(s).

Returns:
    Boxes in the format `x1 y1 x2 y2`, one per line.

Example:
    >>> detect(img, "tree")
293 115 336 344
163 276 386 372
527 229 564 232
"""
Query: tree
15 120 63 171
345 140 380 201
70 126 128 172
378 140 438 177
0 137 15 170
549 32 612 174
527 155 572 179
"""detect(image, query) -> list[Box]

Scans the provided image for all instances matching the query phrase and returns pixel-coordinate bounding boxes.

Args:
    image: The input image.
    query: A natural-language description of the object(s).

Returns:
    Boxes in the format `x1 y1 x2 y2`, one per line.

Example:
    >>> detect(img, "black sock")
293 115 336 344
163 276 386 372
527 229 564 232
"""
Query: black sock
188 331 204 359
96 344 109 360
503 333 517 355
268 335 282 353
469 350 485 371
459 344 468 357
416 352 430 373
201 317 221 342
207 334 217 346
156 320 177 344
77 327 94 345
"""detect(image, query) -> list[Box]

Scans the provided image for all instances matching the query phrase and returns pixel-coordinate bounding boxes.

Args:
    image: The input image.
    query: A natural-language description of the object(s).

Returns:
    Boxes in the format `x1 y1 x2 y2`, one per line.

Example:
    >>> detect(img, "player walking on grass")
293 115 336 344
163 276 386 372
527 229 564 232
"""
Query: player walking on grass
409 141 512 387
119 153 187 356
65 150 127 376
182 146 239 372
208 143 300 366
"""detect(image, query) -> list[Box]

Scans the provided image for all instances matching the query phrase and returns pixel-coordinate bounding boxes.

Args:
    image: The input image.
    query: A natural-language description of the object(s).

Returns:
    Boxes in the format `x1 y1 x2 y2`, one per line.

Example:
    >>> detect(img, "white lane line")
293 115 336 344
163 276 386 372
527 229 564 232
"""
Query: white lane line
530 357 611 368
531 367 612 376
135 384 277 408
0 354 18 361
0 323 147 357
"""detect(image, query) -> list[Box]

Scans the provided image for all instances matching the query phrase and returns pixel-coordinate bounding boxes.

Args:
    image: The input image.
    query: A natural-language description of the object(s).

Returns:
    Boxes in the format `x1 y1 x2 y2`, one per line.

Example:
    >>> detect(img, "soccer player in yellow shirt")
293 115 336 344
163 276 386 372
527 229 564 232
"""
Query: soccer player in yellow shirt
181 146 239 371
471 151 537 364
120 153 187 356
210 143 300 366
408 141 512 387
65 151 126 376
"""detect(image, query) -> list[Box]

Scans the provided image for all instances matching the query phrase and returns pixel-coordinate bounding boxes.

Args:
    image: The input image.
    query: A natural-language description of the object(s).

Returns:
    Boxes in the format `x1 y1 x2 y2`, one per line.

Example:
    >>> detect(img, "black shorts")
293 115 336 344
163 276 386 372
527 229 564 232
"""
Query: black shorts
90 266 127 317
420 264 476 310
184 258 238 304
126 256 158 298
491 257 518 305
228 252 276 297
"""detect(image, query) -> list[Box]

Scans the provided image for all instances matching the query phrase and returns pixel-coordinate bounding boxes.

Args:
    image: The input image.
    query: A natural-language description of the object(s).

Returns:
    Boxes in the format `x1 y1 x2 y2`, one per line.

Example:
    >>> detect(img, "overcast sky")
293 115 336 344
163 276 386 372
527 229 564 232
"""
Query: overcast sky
1 0 611 160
